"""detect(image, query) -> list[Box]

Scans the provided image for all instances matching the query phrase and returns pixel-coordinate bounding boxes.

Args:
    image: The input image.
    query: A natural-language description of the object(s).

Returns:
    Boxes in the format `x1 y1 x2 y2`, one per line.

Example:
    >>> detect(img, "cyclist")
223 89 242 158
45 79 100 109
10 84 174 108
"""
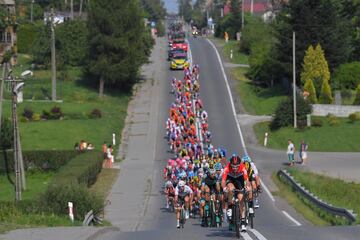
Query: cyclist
200 168 220 226
222 154 251 232
175 180 194 228
242 155 261 208
165 180 176 209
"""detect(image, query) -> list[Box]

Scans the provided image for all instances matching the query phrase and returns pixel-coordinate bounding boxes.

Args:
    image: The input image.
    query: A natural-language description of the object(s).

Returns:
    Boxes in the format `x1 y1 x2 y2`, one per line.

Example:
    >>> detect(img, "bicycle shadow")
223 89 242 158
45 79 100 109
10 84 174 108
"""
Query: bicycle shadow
205 228 235 238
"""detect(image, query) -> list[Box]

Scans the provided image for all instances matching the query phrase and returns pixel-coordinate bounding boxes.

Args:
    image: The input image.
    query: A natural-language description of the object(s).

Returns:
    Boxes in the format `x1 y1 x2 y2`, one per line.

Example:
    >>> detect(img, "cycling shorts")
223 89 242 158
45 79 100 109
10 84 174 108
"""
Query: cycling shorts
226 175 245 190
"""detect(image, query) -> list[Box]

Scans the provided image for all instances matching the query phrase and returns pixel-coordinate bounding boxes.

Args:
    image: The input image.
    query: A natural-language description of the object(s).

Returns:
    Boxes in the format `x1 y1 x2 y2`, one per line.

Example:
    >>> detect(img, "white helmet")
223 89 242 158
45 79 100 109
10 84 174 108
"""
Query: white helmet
178 180 186 187
165 181 173 188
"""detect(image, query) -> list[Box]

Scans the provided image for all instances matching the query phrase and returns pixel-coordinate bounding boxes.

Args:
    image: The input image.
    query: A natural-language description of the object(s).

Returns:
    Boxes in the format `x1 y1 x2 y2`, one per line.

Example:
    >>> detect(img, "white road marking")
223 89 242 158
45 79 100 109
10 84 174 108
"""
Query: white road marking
206 39 274 204
282 210 302 226
260 179 275 202
249 228 268 240
240 231 253 240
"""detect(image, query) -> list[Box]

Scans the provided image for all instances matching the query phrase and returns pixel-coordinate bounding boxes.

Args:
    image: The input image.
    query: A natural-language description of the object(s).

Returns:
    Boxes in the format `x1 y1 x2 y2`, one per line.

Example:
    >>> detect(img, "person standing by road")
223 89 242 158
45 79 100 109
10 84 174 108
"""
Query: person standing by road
299 140 308 165
287 139 295 166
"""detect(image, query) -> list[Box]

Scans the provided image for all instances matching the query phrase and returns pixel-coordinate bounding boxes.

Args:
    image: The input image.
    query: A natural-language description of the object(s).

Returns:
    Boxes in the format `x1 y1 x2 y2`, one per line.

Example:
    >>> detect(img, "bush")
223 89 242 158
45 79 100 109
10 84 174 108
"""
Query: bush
0 118 13 150
32 113 41 121
354 84 360 105
319 80 333 104
312 118 323 127
51 151 103 187
333 62 360 89
340 89 352 100
0 150 79 172
22 106 34 120
41 110 51 120
328 115 339 126
348 112 360 123
16 23 40 54
89 108 102 119
40 184 103 221
270 95 312 130
50 106 64 120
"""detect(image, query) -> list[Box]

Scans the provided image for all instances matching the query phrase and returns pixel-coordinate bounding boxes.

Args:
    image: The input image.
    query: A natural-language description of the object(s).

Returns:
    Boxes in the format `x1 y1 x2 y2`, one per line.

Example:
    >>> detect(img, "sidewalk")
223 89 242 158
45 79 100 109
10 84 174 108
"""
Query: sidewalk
209 37 360 183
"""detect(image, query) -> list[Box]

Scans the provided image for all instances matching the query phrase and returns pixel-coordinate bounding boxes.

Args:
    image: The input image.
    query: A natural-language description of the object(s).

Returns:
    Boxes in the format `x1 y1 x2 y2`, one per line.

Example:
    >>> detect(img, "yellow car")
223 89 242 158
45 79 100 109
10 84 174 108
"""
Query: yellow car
170 53 189 70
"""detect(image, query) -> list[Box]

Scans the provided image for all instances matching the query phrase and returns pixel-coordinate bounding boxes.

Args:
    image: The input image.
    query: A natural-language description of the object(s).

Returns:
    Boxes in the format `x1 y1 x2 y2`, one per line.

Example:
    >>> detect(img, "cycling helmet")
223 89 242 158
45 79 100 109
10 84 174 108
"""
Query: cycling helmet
214 162 222 171
230 155 241 169
242 155 251 162
178 180 186 187
165 181 173 188
208 168 216 175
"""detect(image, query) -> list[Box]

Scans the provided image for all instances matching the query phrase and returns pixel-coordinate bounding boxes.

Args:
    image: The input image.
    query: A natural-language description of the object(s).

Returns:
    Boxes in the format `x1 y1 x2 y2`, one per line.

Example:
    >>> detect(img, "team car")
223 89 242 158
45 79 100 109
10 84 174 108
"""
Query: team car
170 53 189 70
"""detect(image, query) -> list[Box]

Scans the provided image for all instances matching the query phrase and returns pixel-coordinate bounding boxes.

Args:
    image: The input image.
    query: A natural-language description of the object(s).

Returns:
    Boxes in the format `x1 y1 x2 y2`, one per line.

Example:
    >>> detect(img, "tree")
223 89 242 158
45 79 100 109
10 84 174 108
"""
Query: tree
333 61 360 89
319 79 333 104
303 78 317 103
300 44 330 94
31 23 51 66
178 0 193 23
275 0 352 82
86 0 151 96
354 84 360 105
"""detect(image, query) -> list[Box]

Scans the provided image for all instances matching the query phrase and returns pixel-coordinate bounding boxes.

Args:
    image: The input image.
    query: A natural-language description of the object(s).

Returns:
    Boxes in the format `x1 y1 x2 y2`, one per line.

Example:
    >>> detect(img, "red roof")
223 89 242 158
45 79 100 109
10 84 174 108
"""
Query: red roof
223 0 268 16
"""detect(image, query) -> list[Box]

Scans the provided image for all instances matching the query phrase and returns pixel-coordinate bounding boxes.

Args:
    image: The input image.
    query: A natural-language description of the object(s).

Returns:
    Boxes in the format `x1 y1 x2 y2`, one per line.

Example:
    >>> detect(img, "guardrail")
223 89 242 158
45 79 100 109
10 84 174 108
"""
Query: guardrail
277 169 357 223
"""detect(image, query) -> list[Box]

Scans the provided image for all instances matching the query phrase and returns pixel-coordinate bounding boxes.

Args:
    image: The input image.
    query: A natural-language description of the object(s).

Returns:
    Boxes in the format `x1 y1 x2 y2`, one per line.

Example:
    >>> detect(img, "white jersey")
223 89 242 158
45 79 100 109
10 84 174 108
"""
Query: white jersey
175 185 193 198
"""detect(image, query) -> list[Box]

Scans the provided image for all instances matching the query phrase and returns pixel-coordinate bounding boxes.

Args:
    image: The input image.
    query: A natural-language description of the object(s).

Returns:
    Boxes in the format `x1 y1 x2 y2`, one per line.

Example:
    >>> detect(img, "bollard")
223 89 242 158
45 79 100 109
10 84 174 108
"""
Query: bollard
264 132 268 147
230 49 233 59
112 133 116 145
68 202 74 222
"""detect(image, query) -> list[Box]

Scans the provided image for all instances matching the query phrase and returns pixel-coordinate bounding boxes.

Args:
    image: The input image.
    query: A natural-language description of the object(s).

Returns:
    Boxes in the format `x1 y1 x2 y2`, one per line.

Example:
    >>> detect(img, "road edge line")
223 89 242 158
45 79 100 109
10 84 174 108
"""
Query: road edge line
282 210 302 226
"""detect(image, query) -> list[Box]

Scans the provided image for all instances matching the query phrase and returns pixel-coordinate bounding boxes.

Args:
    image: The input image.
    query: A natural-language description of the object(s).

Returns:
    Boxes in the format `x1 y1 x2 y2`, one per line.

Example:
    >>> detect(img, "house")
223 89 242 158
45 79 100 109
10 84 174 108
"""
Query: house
223 0 270 17
0 0 17 63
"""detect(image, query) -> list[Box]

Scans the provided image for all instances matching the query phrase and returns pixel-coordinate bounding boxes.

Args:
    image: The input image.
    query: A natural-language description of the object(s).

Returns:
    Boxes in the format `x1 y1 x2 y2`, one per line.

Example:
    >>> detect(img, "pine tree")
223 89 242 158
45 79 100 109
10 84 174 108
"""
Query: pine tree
354 84 360 105
300 44 330 95
303 78 317 103
319 79 333 104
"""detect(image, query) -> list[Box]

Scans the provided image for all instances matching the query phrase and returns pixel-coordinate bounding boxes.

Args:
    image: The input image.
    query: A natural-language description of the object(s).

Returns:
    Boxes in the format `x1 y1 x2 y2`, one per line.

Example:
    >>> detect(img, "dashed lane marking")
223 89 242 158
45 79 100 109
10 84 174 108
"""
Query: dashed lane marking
282 210 302 226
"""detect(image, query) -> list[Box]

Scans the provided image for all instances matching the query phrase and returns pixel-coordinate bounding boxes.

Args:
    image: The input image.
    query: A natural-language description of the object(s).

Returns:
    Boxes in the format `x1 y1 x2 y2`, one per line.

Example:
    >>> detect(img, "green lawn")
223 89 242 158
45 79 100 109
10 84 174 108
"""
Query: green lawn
1 65 130 151
253 117 360 152
232 67 288 115
287 168 360 224
271 172 329 226
222 40 249 65
0 171 54 201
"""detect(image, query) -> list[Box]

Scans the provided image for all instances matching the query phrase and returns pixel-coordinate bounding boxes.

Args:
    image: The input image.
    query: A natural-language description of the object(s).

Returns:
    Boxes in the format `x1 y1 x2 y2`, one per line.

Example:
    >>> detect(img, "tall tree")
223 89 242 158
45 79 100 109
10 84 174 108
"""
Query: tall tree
300 44 330 94
275 0 352 82
86 0 151 96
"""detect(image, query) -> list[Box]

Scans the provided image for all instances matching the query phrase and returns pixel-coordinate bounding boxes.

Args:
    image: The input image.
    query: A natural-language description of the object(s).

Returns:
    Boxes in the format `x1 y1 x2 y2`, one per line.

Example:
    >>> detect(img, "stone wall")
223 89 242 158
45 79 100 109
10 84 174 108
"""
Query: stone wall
312 104 360 117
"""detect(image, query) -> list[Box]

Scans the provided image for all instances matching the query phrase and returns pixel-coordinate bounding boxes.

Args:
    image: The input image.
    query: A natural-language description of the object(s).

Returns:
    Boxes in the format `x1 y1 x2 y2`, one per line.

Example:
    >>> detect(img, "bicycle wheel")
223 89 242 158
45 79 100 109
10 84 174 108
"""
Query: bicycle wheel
234 203 240 239
210 200 217 227
180 207 185 228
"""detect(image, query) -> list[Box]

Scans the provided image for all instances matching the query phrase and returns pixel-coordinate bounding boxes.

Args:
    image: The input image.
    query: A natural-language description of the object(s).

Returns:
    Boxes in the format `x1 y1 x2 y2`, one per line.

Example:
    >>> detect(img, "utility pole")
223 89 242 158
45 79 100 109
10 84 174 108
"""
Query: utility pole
30 0 34 23
250 0 254 15
50 8 57 101
0 63 6 136
293 31 297 128
241 0 245 30
79 0 83 17
70 0 74 20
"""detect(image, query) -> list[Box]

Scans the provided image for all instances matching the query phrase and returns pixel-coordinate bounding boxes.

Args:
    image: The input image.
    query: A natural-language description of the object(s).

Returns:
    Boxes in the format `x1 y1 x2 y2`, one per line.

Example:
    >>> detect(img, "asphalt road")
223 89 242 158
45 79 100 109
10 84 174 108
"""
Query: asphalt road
99 36 360 240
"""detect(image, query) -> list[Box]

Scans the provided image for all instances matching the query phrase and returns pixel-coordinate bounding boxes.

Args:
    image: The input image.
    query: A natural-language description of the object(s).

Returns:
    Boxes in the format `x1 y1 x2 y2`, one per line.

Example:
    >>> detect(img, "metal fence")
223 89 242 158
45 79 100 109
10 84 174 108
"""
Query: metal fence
278 169 357 223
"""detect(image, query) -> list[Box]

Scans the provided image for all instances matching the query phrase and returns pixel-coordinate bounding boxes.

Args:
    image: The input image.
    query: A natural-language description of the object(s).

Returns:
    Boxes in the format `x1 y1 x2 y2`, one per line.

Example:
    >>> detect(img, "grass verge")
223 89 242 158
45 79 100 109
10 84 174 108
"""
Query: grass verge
287 168 360 224
271 172 329 226
223 40 249 65
253 117 360 152
232 68 288 115
90 168 120 200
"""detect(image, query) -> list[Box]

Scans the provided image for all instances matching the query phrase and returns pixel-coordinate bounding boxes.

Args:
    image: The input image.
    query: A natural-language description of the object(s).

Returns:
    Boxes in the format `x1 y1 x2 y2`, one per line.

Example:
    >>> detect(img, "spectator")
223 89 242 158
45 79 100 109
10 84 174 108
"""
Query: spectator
87 143 94 150
299 140 308 165
287 139 295 166
102 142 107 159
106 144 114 168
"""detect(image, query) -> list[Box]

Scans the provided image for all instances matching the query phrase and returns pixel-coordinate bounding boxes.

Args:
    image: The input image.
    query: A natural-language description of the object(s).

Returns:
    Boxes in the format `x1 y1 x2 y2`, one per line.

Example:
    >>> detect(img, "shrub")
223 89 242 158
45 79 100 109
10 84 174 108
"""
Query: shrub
319 80 333 104
328 115 339 126
41 110 51 120
50 106 64 120
303 78 317 103
0 118 13 150
16 23 40 54
40 184 103 221
89 108 102 119
270 95 312 130
22 106 34 120
333 61 360 89
348 112 360 123
340 89 352 100
354 84 360 105
0 150 79 172
312 118 323 127
32 113 41 121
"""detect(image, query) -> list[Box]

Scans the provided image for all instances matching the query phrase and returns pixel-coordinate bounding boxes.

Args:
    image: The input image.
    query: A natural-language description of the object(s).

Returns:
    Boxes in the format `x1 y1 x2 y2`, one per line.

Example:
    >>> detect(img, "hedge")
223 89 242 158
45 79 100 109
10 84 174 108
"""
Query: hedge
16 23 41 54
0 150 79 172
50 150 103 187
333 62 360 89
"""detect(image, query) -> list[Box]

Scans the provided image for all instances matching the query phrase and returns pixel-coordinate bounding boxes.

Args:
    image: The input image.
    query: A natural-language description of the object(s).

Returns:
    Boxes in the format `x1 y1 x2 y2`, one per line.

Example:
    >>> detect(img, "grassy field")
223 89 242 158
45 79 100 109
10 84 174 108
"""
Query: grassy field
286 168 360 224
232 67 288 115
1 56 130 151
0 171 54 201
271 172 329 226
253 117 360 152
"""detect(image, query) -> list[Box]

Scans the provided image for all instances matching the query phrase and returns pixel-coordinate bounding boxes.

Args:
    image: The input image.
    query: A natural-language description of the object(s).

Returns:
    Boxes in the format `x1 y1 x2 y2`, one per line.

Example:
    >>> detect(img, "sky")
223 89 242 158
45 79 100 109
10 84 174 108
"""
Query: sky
163 0 196 14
